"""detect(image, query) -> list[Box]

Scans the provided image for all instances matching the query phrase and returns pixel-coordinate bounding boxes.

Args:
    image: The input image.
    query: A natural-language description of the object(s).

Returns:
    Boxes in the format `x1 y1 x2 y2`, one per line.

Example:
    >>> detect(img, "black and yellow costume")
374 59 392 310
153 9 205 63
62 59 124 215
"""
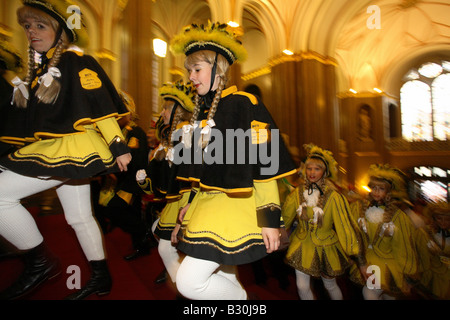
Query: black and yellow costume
0 39 23 157
95 119 150 255
176 86 297 265
0 76 14 157
138 81 195 242
0 48 130 178
140 122 192 240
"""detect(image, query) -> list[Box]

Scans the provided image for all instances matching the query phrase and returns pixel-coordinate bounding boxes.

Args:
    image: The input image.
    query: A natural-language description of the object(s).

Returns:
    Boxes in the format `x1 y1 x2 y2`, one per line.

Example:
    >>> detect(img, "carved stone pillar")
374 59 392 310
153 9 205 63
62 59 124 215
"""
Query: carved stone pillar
122 0 153 131
270 54 340 162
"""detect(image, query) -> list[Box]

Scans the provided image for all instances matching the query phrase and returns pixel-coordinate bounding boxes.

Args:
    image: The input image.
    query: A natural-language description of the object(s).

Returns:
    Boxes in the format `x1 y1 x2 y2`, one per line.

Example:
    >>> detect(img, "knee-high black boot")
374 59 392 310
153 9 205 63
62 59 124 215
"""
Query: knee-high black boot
0 242 61 300
65 260 112 300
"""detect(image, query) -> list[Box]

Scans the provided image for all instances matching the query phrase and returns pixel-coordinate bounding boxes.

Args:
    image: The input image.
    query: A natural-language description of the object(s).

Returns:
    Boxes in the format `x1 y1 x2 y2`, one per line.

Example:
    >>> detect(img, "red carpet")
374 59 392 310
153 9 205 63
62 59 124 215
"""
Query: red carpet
0 205 304 301
0 194 364 302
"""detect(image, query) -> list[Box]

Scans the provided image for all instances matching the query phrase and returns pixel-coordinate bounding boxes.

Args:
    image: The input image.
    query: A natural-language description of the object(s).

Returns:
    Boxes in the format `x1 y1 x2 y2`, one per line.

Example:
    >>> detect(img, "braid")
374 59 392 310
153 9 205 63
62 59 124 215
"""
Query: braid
25 46 35 84
190 94 202 126
13 46 35 108
206 78 224 121
199 78 225 149
35 38 66 105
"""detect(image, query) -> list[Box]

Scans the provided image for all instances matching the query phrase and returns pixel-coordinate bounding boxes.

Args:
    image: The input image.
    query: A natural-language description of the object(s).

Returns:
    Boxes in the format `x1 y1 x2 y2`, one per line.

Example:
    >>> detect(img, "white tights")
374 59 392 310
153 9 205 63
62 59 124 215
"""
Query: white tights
362 286 395 300
151 219 182 283
176 255 247 300
0 170 105 261
295 270 343 300
158 239 182 283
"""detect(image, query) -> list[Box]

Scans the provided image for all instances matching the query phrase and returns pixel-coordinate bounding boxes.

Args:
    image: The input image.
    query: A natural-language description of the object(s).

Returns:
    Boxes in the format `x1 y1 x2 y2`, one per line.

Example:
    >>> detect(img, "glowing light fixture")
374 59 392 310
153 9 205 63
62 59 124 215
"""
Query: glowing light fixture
362 185 371 193
349 88 357 94
374 88 382 93
153 38 167 58
283 49 294 56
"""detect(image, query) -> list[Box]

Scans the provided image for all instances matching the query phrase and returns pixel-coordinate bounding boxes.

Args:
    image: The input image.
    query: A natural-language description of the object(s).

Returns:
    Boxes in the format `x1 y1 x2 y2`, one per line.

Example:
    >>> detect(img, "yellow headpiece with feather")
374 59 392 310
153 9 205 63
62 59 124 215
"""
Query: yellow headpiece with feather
170 21 247 65
303 143 338 181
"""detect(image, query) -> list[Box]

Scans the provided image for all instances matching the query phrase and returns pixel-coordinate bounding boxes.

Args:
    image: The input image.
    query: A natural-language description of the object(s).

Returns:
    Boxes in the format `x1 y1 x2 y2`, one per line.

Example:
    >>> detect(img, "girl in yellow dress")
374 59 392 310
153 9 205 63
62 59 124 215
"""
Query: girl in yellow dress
136 81 194 284
169 22 297 300
351 164 418 299
414 202 450 299
282 144 362 300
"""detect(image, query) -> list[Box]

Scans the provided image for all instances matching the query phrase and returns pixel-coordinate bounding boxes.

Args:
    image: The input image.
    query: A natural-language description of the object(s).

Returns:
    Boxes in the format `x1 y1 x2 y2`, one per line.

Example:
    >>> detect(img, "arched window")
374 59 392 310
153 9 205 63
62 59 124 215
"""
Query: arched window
410 166 450 203
400 61 450 142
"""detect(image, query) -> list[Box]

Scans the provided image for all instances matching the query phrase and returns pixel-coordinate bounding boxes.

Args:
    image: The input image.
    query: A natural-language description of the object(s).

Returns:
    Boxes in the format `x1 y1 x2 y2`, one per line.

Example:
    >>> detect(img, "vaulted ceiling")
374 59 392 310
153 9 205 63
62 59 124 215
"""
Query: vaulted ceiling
2 0 449 97
150 0 450 96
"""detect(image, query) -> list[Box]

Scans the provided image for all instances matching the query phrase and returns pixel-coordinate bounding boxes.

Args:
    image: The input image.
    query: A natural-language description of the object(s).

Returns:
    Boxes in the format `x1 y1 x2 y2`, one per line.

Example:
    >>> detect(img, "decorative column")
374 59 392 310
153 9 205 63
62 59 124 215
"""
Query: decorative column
122 0 153 131
270 52 340 161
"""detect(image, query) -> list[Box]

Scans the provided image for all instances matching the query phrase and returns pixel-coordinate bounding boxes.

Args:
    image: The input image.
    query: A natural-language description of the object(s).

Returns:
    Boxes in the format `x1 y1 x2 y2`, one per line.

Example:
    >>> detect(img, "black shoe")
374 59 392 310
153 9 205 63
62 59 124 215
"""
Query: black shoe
123 247 150 261
0 242 61 300
65 260 112 300
154 269 167 284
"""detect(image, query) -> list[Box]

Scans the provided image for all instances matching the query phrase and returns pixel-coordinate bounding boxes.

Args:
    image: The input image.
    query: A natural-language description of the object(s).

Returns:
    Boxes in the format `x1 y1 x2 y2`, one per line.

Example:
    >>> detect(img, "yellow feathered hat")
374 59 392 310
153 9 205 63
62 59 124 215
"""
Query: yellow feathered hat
367 164 408 200
118 90 138 121
0 39 23 72
303 143 338 181
159 80 196 113
170 21 247 65
21 0 89 47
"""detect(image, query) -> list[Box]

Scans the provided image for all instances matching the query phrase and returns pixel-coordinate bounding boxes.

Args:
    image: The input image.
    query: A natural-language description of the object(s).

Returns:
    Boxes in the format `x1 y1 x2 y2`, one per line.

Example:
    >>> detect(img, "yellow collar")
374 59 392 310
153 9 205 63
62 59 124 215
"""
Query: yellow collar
221 86 237 98
45 47 56 60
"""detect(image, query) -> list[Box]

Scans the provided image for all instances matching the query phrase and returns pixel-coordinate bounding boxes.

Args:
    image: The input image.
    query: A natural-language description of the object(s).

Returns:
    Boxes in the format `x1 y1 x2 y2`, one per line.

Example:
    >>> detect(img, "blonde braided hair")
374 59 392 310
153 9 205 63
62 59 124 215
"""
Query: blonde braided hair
155 103 192 162
34 37 67 104
13 46 35 108
185 50 229 149
14 6 69 108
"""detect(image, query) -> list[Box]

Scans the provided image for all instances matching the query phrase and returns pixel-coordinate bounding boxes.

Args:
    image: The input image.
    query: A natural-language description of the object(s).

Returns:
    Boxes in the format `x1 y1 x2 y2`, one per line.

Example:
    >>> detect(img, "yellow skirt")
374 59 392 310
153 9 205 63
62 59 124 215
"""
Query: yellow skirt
0 125 116 179
285 228 351 278
177 190 267 265
154 192 189 241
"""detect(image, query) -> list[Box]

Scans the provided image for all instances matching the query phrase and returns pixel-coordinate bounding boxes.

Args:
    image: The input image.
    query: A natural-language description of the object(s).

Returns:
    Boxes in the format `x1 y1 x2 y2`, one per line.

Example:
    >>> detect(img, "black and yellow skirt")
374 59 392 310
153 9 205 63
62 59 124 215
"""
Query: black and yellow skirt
0 125 118 179
154 192 189 241
177 190 268 265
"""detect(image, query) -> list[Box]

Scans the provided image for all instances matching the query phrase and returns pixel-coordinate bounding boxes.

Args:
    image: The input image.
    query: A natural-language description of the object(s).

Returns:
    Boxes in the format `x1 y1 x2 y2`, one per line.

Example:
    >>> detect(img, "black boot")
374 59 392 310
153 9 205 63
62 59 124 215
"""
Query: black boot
124 236 150 261
65 260 112 300
154 268 167 284
0 242 61 300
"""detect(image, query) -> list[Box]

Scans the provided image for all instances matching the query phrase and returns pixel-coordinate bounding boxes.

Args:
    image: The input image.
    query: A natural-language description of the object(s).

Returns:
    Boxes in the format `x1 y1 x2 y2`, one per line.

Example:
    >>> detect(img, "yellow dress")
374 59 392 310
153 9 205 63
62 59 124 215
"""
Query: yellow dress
414 226 450 299
175 88 297 265
350 201 419 296
179 180 286 265
282 183 361 277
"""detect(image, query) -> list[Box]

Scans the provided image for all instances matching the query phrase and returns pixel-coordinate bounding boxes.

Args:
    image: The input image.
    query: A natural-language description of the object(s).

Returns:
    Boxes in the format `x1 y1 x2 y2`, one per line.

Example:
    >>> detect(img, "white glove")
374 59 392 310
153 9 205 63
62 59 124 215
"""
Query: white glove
136 169 147 184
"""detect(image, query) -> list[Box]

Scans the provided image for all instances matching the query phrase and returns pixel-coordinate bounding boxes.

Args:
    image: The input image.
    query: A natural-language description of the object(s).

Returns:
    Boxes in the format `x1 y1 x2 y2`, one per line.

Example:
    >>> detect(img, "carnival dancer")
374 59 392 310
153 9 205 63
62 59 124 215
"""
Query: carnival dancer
169 22 297 300
136 80 194 285
350 164 418 300
0 38 23 157
413 201 450 299
0 0 131 300
282 144 362 300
